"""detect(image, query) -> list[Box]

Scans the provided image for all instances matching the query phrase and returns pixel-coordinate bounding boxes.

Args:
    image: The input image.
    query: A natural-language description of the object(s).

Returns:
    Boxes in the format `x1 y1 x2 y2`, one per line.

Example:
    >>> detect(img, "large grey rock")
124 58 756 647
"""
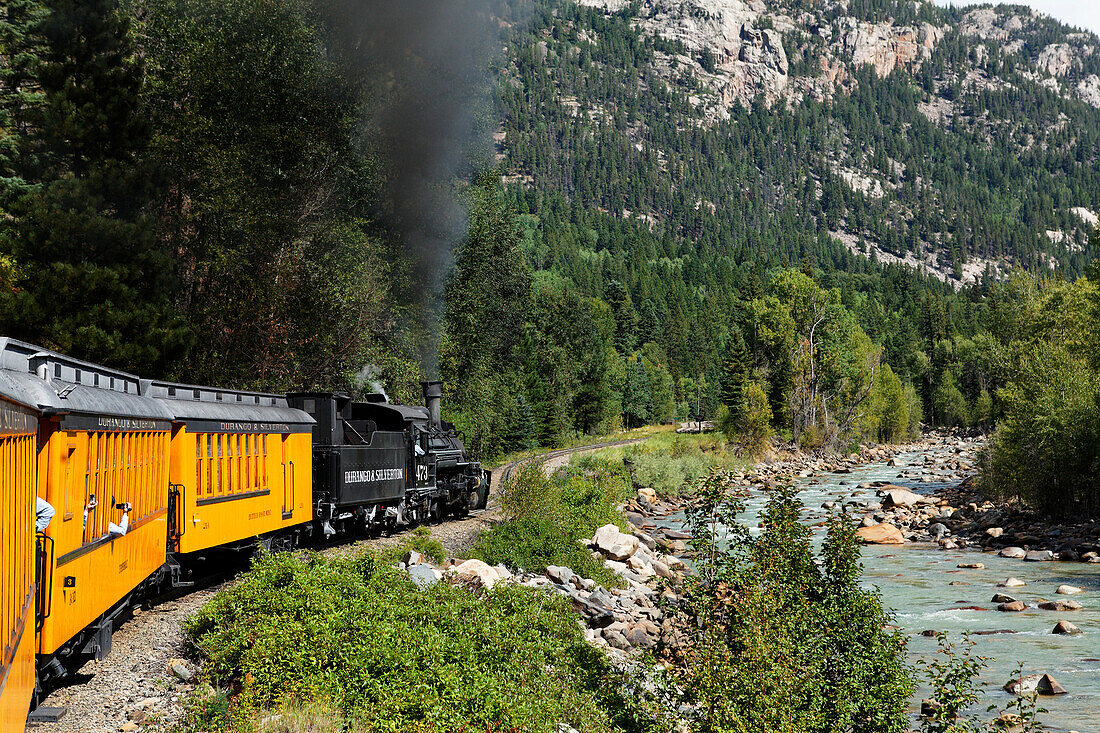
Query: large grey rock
602 629 632 650
570 594 615 628
998 577 1026 587
652 559 673 579
625 624 657 649
1004 673 1067 696
407 564 441 589
1052 620 1083 635
999 547 1026 559
881 487 932 508
1038 600 1082 612
545 565 576 587
1024 550 1054 562
1056 584 1083 595
594 524 640 561
991 593 1017 604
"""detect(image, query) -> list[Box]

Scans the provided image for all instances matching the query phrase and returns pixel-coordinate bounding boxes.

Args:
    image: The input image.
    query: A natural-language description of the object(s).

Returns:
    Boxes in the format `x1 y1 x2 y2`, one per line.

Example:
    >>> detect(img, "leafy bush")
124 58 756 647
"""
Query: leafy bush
739 380 774 454
377 526 446 566
671 470 913 732
473 517 620 586
184 550 650 733
980 343 1100 516
472 460 628 585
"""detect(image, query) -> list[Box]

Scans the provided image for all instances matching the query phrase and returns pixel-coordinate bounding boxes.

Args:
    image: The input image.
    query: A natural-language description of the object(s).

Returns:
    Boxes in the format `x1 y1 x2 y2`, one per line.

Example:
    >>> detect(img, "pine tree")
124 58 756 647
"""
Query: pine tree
0 0 47 205
0 0 188 373
622 356 652 428
720 330 750 421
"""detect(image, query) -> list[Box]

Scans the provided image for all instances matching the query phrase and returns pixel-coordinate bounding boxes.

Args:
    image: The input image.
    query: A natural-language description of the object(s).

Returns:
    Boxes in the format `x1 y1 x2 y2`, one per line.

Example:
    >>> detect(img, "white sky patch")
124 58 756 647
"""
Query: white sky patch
934 0 1100 36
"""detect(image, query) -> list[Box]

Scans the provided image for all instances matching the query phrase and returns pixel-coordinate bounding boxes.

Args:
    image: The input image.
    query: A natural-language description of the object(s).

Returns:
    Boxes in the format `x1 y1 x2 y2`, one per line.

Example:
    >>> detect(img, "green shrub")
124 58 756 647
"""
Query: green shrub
472 517 620 586
673 470 913 732
378 526 446 566
472 461 628 585
740 380 774 455
184 550 650 733
980 343 1100 516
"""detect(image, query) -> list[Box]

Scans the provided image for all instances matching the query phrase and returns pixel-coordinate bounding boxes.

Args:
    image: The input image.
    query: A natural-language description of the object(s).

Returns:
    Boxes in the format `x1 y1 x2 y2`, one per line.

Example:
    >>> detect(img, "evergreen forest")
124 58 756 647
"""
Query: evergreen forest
2 0 1099 514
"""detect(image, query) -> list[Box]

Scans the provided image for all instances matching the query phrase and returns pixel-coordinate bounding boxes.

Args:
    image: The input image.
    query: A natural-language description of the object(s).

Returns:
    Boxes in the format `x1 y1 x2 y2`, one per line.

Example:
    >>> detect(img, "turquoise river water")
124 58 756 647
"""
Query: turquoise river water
657 451 1099 731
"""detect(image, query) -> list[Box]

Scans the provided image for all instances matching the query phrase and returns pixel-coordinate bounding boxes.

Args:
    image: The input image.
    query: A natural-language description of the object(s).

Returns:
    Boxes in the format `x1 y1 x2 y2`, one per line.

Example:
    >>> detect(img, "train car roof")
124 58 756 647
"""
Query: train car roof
0 337 175 424
141 379 313 426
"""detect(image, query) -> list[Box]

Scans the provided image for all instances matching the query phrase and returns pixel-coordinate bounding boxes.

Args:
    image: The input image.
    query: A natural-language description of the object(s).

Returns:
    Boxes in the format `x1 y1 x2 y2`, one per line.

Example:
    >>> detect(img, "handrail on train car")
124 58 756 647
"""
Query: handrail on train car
35 533 54 628
168 483 186 542
282 461 294 520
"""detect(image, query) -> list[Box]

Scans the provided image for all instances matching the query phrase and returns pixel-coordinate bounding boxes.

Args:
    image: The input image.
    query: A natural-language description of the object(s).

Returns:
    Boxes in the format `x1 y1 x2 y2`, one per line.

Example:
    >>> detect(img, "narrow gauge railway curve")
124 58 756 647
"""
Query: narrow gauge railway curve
0 337 489 730
494 438 648 487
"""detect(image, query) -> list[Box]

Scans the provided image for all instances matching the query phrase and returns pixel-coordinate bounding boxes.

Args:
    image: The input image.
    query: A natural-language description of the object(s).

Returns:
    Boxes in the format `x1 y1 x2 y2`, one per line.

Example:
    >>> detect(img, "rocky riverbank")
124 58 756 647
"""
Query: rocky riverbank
845 438 1100 566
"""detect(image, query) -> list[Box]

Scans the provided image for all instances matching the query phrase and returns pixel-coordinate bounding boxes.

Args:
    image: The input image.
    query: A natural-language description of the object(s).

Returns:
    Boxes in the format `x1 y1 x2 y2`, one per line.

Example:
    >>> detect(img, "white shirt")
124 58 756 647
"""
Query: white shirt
36 497 55 532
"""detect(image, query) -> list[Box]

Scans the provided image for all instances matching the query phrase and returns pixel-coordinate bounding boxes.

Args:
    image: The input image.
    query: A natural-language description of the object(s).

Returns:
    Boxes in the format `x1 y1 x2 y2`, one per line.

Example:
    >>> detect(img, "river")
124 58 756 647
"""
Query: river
657 449 1099 732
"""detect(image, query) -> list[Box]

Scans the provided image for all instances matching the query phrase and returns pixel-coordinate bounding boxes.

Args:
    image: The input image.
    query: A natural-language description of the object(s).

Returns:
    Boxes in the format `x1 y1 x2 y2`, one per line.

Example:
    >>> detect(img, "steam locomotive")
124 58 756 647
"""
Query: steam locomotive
0 338 488 729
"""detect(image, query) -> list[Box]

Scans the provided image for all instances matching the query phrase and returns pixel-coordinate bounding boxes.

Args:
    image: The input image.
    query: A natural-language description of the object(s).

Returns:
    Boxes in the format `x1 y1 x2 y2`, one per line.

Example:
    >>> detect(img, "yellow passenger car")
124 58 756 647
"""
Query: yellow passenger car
0 339 174 670
140 381 314 554
0 386 38 733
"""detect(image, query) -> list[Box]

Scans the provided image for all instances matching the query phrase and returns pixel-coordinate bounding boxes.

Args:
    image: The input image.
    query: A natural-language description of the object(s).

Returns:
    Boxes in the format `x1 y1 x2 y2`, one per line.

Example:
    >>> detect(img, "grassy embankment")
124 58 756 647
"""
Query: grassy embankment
176 442 660 732
177 531 656 732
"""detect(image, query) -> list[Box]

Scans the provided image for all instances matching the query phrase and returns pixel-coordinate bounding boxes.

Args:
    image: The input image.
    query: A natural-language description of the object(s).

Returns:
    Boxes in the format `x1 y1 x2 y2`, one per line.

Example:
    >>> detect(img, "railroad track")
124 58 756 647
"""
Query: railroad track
493 437 648 487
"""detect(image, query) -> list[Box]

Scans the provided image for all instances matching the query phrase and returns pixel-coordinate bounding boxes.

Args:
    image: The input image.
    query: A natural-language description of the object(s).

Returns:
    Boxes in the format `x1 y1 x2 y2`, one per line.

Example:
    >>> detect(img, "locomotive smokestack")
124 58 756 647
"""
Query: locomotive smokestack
421 381 442 430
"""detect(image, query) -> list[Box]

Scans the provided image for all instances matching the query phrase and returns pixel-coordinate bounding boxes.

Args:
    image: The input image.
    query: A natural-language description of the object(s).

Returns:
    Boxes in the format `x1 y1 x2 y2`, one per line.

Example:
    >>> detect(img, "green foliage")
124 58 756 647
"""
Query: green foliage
675 473 913 732
932 371 970 427
378 526 446 566
0 0 190 374
980 273 1100 516
185 550 650 733
872 363 912 443
472 460 628 585
918 634 987 733
739 380 774 454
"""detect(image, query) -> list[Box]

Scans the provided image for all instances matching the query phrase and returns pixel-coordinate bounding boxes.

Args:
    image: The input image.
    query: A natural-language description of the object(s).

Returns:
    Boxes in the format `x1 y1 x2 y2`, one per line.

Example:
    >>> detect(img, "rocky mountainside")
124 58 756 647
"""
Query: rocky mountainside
498 0 1100 284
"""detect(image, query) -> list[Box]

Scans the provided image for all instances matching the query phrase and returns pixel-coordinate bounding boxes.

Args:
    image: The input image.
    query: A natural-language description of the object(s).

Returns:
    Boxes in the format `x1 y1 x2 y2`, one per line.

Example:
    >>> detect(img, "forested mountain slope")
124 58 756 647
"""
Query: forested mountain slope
497 0 1100 285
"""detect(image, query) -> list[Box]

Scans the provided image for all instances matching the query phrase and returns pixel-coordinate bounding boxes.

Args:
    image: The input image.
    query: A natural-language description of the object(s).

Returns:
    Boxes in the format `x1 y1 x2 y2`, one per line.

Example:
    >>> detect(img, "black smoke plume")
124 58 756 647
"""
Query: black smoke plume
323 0 503 378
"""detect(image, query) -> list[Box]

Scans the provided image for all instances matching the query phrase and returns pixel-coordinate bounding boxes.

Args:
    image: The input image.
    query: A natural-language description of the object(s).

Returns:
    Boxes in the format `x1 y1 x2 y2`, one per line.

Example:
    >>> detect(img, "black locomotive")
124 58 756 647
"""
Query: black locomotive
287 381 490 538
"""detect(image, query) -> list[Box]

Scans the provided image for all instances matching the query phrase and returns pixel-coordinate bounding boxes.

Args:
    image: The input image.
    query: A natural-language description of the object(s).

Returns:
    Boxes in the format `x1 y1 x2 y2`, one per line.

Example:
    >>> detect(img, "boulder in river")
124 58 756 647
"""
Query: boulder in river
1038 600 1083 611
1052 620 1083 635
1024 550 1054 562
856 522 905 544
1056 584 1083 595
997 600 1026 612
1003 673 1067 696
991 593 1017 603
999 547 1026 559
957 562 984 569
998 577 1026 587
881 488 933 508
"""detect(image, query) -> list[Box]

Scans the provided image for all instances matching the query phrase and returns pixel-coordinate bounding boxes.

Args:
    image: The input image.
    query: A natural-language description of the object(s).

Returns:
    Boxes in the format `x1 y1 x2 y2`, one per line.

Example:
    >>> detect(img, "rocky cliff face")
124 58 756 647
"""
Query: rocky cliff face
580 0 1099 113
